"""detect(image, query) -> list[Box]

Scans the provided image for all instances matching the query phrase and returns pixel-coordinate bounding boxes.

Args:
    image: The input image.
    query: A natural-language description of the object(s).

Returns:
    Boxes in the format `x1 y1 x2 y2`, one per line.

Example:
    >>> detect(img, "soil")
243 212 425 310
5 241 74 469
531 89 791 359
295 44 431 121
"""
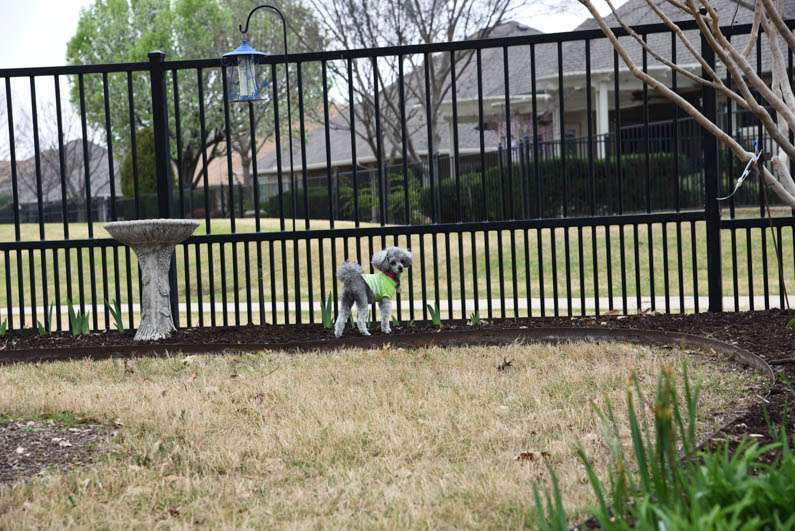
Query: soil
0 419 107 486
2 309 793 360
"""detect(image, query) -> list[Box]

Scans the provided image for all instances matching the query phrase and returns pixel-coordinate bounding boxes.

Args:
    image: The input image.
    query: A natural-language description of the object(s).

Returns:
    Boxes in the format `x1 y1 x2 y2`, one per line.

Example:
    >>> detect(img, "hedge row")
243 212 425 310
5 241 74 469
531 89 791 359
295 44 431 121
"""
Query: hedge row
257 152 766 223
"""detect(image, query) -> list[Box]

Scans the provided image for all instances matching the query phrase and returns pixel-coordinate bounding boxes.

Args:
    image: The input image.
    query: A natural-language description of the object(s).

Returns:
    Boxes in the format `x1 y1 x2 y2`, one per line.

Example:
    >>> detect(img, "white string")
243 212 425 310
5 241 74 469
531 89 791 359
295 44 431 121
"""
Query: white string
718 141 763 201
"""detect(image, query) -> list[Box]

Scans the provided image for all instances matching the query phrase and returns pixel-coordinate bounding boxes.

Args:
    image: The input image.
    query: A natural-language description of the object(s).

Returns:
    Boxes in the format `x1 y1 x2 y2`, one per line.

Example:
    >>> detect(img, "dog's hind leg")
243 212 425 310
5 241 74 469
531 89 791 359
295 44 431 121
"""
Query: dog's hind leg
334 292 354 337
354 293 371 336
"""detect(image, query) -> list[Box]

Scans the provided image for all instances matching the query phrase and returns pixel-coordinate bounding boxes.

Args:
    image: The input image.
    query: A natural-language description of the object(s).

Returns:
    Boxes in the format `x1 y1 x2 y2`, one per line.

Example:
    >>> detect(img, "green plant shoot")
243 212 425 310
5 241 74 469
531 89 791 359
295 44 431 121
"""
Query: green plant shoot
426 304 442 328
107 299 125 332
321 293 334 330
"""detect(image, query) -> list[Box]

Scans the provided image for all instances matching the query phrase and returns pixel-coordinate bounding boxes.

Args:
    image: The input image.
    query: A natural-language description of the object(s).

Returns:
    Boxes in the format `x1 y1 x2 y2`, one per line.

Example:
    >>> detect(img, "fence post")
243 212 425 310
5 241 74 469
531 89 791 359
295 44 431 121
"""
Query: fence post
700 29 722 312
148 51 180 325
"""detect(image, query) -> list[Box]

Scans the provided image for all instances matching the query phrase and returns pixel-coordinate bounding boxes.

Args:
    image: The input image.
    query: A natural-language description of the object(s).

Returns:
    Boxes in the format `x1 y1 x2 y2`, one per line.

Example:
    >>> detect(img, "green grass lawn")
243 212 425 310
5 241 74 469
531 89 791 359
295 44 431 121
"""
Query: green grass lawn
1 209 793 328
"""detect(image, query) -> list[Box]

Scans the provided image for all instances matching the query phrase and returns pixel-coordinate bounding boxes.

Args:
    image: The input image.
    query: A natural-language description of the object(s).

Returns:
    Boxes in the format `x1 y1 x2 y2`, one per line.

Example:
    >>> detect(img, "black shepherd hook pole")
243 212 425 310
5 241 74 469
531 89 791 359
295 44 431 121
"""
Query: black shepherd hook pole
241 4 297 231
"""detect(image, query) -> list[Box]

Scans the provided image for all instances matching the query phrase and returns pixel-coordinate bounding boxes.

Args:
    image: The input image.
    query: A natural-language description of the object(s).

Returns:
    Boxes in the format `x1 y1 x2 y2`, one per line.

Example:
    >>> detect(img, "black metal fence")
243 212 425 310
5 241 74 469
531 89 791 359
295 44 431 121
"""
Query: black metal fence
0 17 793 332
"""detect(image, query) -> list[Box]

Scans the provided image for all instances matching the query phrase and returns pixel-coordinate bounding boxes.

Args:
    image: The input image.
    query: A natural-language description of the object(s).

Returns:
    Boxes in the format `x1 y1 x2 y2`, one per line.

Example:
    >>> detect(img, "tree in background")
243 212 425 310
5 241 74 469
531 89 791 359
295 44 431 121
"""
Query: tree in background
303 0 528 166
579 0 795 209
13 103 109 205
67 0 324 192
120 126 158 197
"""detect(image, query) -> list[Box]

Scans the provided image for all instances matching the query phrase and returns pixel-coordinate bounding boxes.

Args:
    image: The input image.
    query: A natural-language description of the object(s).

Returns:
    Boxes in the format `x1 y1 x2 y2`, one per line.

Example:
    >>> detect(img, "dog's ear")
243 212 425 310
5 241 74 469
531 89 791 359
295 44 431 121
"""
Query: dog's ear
371 249 389 271
402 250 413 267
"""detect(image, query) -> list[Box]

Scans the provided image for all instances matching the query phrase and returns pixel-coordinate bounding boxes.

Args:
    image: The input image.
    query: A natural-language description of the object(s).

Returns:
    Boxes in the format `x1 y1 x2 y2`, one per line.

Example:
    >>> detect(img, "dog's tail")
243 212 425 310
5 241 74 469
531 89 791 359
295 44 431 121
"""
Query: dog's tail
336 261 363 286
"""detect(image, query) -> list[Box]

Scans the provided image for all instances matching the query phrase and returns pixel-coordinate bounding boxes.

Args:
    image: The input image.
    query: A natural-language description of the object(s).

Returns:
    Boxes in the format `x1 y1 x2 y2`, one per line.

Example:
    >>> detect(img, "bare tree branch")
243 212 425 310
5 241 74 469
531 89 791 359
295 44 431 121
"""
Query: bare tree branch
303 0 526 166
578 0 795 209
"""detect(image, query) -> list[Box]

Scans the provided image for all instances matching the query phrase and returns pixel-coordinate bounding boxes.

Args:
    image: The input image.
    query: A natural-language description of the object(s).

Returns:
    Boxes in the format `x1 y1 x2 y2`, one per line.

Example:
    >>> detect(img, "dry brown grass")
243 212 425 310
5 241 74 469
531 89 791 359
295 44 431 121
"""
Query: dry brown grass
0 342 759 529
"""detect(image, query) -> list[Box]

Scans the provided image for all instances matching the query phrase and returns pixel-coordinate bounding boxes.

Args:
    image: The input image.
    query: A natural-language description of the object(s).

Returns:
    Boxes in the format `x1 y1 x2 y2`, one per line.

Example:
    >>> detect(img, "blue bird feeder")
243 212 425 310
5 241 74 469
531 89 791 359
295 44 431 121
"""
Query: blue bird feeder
222 40 269 102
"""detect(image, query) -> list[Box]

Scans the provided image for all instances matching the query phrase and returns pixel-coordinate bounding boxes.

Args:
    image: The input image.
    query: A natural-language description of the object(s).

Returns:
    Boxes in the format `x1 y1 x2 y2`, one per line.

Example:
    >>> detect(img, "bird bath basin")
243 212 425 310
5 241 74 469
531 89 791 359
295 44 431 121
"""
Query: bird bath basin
105 219 198 341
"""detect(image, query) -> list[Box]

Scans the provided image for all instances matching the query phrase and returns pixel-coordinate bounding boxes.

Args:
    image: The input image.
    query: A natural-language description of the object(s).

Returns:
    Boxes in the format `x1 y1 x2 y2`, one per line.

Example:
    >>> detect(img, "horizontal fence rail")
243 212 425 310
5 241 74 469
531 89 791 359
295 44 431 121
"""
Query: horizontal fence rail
1 17 794 333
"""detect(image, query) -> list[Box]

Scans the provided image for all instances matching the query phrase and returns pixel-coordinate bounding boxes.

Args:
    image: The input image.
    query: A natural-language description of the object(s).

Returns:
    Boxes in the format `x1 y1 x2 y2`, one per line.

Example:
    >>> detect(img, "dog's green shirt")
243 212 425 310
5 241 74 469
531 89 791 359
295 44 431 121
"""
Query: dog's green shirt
362 272 398 302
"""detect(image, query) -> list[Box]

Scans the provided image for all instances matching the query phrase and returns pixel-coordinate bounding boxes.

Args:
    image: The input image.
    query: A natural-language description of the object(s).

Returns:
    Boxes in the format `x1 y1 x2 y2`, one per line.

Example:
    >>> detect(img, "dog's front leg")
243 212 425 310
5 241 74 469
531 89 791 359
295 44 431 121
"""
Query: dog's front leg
380 298 392 333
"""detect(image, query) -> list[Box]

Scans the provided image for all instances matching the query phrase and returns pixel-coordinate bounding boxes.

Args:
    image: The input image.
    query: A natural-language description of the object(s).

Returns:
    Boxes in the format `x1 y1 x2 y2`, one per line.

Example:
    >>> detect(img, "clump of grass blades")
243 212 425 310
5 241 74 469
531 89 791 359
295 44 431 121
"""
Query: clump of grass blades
107 299 124 332
534 365 795 530
320 293 334 330
426 303 442 328
35 303 54 337
67 300 90 337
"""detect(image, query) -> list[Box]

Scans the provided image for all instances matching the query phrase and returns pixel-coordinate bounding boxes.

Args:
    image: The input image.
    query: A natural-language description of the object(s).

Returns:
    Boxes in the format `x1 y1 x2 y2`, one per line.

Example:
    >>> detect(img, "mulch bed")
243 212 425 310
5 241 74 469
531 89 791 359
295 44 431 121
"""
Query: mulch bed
1 309 792 360
0 309 792 487
0 420 106 487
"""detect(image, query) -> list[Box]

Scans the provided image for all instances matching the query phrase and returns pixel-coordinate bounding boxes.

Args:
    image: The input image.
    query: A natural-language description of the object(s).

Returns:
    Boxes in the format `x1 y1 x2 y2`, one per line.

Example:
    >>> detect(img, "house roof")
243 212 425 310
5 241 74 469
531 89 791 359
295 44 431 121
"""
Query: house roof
548 0 792 81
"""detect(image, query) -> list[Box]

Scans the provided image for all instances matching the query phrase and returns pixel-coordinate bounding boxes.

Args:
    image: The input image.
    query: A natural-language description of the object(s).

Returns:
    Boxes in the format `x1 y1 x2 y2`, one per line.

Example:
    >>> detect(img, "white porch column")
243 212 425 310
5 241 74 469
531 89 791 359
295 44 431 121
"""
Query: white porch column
596 81 610 158
550 94 561 156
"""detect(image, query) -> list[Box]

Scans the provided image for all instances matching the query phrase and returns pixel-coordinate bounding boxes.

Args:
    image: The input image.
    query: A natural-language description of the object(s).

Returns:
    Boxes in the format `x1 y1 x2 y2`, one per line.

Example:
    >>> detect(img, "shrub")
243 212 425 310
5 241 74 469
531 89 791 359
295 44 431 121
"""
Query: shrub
422 153 689 222
263 173 424 224
533 365 795 529
120 127 172 198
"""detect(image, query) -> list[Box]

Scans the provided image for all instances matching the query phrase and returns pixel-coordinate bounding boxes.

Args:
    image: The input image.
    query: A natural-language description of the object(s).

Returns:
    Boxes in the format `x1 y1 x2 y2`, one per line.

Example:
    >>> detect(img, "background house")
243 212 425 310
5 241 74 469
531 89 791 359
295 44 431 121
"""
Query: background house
253 0 784 223
0 139 117 223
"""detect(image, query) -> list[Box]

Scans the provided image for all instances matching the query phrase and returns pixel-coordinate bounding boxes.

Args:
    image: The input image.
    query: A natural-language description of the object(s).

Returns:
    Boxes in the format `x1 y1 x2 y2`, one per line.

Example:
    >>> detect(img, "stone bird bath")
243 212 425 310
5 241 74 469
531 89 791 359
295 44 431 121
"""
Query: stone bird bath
104 219 198 341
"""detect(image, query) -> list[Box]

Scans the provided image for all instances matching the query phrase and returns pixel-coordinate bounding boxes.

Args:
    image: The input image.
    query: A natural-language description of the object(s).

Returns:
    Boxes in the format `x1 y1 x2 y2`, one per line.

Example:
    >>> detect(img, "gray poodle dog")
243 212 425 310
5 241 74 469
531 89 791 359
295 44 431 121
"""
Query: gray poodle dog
334 247 413 337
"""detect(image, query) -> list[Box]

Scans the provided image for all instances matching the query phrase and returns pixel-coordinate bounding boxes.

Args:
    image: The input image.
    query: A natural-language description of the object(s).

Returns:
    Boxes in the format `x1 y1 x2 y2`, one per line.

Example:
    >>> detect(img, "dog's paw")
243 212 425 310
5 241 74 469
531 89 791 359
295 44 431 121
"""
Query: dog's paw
361 329 371 336
381 326 392 334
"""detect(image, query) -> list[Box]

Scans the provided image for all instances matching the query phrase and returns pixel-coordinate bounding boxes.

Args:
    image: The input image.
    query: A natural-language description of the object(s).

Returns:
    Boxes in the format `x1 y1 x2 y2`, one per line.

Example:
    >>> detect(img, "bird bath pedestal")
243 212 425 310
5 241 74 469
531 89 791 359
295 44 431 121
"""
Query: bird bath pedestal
104 219 198 341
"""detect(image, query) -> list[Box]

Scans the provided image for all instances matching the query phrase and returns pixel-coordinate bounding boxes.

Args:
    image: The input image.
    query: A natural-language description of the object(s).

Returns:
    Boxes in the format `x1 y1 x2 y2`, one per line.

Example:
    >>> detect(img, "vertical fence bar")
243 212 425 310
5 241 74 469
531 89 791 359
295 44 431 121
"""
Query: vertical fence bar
476 49 487 221
671 34 686 313
551 228 559 316
524 228 531 317
510 229 518 317
451 50 462 223
197 68 215 326
78 73 98 328
605 225 613 311
537 227 545 316
756 35 770 310
641 36 656 312
700 31 722 312
398 56 410 226
220 65 240 325
557 42 567 218
347 59 359 227
503 46 513 219
372 57 386 228
173 70 192 327
171 70 185 220
424 53 436 222
29 77 44 240
322 66 333 228
530 45 541 220
484 230 492 319
29 76 49 329
614 50 623 216
127 71 141 219
725 41 739 312
471 231 479 317
148 52 179 327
